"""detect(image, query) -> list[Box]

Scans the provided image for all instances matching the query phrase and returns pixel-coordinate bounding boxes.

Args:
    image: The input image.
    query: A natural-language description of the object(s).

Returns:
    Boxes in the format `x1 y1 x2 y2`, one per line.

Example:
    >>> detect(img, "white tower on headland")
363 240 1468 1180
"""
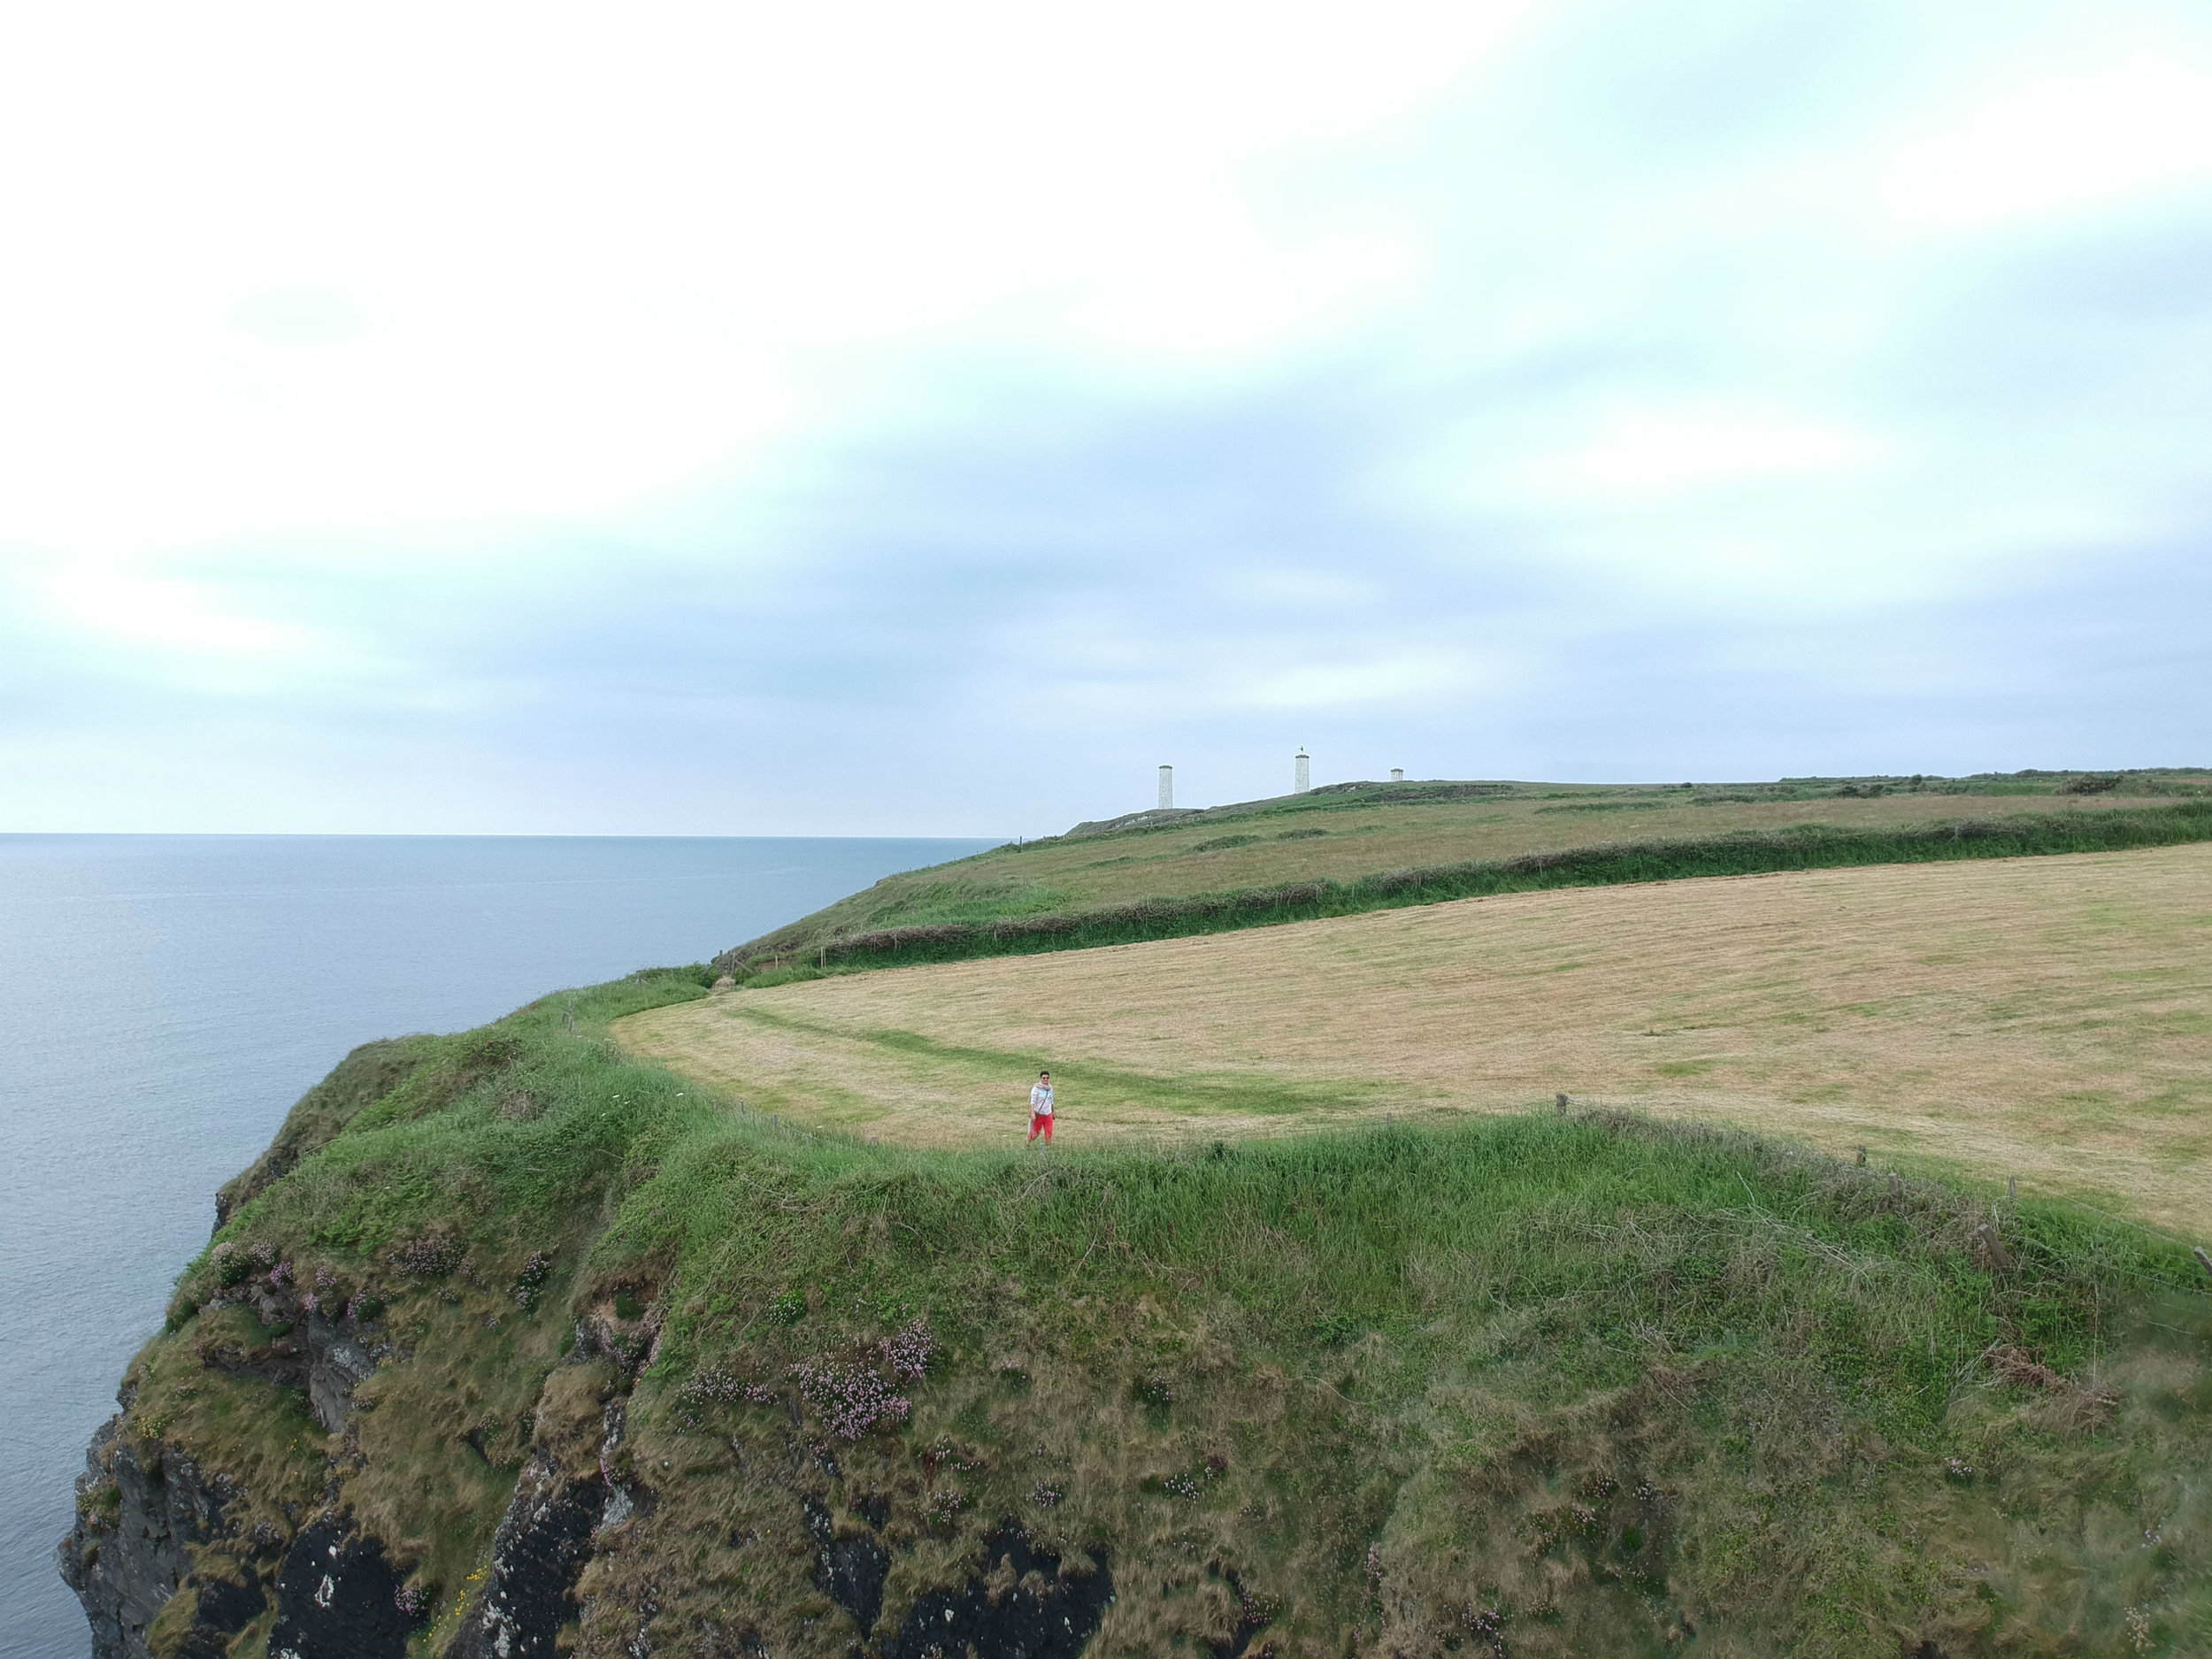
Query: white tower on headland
1158 764 1174 809
1294 748 1310 794
1390 768 1404 783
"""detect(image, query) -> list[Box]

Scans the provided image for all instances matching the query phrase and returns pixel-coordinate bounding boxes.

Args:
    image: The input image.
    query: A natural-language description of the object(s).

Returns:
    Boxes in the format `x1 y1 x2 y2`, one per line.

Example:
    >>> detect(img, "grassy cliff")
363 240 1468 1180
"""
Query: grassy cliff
73 964 2212 1658
60 774 2212 1658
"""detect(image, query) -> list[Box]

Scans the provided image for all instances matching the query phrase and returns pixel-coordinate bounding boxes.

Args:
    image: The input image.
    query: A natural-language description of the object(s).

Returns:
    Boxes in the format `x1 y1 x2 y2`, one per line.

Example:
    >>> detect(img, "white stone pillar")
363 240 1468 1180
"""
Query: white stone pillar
1294 749 1310 793
1158 764 1174 809
1390 768 1404 783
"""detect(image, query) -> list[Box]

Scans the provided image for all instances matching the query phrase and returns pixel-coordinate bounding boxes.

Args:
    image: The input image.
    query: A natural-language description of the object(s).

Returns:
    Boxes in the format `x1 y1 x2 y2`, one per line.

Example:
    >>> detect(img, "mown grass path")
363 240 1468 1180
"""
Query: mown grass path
623 843 2212 1238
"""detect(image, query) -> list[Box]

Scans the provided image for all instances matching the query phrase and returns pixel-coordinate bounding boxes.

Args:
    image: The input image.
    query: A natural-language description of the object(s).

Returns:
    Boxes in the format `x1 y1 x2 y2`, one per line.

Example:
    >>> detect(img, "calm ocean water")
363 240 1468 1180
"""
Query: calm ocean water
0 834 992 1657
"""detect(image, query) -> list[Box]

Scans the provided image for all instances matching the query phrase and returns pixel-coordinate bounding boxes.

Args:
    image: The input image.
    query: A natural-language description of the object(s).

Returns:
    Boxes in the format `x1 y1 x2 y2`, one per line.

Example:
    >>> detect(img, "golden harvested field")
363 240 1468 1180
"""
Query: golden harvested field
623 844 2212 1238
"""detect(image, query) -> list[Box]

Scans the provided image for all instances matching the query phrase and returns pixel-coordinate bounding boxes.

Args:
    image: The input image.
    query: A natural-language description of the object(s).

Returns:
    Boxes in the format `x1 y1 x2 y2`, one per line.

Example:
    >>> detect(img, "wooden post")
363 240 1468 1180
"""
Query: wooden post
1555 1093 1569 1115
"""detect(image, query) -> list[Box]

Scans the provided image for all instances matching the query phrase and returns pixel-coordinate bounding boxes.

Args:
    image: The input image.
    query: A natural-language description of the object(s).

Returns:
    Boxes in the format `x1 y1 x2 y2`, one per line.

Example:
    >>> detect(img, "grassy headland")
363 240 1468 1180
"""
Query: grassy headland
72 769 2212 1658
114 969 2212 1656
714 772 2212 979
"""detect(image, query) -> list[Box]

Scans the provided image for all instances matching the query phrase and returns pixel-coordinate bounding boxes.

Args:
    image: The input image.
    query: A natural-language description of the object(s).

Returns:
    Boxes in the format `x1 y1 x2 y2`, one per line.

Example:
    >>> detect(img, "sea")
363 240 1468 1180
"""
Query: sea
0 833 994 1657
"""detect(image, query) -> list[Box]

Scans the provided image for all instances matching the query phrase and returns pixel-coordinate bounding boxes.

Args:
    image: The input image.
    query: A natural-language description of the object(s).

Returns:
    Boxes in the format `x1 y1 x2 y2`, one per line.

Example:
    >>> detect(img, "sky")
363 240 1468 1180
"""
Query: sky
2 0 2208 837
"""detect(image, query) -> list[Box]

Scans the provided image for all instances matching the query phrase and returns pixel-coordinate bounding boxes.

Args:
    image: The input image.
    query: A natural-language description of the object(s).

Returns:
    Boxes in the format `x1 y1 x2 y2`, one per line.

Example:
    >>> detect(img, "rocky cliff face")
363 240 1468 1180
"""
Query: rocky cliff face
58 1414 267 1659
442 1441 606 1659
53 1306 363 1659
58 1296 640 1659
57 1301 1123 1659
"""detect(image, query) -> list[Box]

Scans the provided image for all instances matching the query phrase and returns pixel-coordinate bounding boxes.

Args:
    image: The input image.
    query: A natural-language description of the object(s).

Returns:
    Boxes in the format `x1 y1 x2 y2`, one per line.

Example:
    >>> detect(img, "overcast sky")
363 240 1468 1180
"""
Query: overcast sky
3 1 2208 836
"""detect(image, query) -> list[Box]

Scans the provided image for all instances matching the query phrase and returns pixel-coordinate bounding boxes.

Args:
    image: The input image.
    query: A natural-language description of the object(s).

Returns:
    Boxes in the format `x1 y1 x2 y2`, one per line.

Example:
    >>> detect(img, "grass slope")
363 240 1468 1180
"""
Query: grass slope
111 968 2212 1657
715 780 2212 980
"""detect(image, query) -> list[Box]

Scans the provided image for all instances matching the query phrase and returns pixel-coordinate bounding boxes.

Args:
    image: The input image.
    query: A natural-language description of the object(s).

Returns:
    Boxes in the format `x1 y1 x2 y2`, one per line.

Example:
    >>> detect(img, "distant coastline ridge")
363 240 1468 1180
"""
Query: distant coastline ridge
725 771 2212 980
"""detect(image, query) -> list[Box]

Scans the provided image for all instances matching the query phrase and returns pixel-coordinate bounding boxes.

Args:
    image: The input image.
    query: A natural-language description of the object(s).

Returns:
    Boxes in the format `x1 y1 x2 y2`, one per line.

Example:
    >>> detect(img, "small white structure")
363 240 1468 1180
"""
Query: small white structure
1390 768 1404 783
1294 748 1310 794
1158 764 1174 809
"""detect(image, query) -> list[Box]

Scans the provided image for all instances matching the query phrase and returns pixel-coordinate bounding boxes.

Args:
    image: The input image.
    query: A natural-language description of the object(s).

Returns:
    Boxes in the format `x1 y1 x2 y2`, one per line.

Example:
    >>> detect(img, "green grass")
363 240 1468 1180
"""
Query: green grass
721 1002 1394 1123
725 798 2212 981
621 1115 2185 1425
119 965 2212 1657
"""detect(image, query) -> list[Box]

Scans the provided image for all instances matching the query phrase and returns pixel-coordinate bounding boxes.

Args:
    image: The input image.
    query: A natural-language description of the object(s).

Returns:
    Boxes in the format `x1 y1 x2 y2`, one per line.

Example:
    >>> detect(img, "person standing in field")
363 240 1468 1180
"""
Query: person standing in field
1027 1071 1055 1145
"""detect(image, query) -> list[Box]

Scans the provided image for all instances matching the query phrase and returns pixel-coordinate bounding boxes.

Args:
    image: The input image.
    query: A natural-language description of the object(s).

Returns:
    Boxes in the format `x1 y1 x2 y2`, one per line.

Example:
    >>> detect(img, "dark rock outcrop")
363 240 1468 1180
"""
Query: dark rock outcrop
173 1570 268 1659
883 1526 1112 1659
58 1417 232 1659
446 1446 609 1658
269 1520 411 1659
804 1492 890 1633
201 1300 385 1434
304 1320 380 1434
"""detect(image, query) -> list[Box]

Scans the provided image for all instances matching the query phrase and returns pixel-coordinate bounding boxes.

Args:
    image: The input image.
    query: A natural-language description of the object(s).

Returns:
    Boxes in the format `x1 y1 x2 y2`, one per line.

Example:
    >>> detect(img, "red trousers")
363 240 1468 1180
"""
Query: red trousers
1028 1112 1054 1142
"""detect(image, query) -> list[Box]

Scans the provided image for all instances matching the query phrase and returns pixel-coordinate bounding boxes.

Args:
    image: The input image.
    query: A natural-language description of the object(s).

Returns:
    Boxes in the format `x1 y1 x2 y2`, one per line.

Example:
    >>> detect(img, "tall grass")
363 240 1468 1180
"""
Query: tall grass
624 1110 2205 1432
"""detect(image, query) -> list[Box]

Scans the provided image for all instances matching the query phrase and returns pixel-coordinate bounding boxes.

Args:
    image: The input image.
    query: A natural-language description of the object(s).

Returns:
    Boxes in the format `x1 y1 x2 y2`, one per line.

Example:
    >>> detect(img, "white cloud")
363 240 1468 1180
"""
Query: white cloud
1233 651 1498 711
1886 50 2212 234
42 568 313 662
1 0 2208 828
1511 403 1883 503
0 0 1538 562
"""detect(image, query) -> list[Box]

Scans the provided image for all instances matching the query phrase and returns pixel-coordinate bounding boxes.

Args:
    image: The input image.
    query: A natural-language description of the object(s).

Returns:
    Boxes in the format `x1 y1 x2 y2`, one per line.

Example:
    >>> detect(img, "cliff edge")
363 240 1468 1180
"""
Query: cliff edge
60 964 2212 1657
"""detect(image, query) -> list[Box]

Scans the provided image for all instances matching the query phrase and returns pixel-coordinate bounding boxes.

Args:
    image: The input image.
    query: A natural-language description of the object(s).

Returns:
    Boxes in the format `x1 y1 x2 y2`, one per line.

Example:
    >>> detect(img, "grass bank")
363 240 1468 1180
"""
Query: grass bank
111 966 2212 1657
725 799 2212 980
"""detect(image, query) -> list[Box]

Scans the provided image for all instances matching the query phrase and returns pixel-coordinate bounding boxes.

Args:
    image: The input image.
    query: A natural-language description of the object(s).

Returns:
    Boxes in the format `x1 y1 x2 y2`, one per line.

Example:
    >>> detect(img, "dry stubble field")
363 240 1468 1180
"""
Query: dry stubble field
621 843 2212 1238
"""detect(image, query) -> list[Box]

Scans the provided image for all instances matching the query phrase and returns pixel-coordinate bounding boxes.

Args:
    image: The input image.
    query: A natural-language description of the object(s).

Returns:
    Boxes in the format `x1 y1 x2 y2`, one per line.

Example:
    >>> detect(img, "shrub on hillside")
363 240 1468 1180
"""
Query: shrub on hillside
679 1365 780 1417
388 1231 461 1278
789 1321 934 1441
210 1242 254 1288
513 1250 555 1310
